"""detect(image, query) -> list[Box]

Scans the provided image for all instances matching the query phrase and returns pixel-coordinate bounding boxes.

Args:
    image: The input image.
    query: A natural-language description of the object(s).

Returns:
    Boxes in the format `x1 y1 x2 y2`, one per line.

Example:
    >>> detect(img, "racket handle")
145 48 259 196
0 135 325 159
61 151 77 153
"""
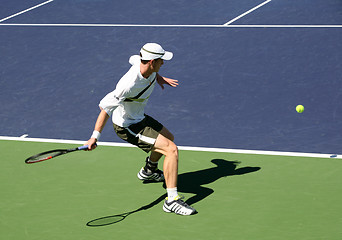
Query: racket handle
78 145 90 150
78 144 97 150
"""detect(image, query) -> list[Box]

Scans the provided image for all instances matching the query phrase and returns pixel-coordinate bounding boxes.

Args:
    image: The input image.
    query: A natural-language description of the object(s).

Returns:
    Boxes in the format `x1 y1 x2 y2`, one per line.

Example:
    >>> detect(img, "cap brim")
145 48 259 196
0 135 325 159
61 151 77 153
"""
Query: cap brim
161 51 173 60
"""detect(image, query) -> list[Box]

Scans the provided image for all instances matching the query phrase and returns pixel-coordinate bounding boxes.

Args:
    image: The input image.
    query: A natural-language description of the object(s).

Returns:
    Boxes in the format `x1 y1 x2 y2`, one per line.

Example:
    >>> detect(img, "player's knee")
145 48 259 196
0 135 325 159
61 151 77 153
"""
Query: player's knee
166 141 178 157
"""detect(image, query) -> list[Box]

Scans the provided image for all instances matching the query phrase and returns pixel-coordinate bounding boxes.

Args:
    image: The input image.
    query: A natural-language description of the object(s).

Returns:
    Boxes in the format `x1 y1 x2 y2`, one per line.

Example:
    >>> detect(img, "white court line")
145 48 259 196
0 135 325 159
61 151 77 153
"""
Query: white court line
0 23 341 28
0 0 339 28
0 135 340 159
224 0 272 25
0 0 54 23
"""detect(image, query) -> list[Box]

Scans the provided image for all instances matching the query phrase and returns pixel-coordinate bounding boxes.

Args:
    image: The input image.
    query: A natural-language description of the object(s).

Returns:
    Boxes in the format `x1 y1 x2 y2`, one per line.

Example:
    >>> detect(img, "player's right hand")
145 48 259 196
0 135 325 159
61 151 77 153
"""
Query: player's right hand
85 138 97 151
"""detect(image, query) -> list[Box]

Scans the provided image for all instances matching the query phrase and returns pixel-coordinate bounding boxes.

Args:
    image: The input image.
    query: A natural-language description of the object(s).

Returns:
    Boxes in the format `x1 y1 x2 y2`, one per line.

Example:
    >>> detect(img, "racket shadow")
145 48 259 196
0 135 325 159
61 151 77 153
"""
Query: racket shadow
86 193 167 227
174 159 261 206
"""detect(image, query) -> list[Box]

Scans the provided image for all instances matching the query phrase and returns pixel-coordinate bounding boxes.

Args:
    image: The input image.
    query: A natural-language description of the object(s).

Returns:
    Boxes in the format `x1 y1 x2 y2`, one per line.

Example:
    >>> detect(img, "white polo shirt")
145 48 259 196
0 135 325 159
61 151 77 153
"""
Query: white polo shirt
99 55 157 127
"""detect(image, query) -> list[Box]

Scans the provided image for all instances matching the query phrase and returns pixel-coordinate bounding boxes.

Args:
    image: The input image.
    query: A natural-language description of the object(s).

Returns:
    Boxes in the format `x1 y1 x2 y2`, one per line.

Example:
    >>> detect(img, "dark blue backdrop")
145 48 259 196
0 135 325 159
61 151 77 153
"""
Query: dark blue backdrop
1 0 342 154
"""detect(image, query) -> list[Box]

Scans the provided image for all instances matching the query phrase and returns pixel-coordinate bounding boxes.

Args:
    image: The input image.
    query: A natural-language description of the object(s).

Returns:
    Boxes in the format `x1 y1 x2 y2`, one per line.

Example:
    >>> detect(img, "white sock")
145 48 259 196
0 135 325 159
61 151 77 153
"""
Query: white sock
167 188 178 202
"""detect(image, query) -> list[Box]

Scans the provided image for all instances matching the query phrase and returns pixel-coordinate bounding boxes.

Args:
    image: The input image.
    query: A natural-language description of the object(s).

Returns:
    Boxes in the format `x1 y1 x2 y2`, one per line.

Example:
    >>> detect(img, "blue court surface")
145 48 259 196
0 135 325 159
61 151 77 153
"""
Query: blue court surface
1 0 342 155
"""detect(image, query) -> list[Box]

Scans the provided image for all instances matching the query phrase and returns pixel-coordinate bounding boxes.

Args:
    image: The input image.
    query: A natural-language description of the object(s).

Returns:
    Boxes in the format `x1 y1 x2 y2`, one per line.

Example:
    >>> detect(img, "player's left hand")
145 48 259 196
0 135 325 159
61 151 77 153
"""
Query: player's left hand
156 74 179 89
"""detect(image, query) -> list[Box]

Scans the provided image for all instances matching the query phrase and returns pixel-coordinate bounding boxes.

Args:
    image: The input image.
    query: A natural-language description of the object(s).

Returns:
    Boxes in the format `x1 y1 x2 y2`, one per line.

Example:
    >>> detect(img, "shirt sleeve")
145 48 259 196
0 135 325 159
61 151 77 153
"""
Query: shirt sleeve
99 56 140 116
98 69 135 116
98 91 124 116
129 55 141 65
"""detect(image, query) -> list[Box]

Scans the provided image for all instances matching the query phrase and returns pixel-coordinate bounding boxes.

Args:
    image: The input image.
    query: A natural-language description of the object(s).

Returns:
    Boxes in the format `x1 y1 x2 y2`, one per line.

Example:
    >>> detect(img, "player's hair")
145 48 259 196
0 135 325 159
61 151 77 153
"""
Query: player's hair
140 53 150 64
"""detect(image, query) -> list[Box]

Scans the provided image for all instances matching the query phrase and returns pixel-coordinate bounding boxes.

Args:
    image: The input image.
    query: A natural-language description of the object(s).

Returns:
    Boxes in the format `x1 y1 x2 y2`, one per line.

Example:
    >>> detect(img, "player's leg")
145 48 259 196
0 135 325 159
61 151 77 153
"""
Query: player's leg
136 118 168 182
114 116 195 215
137 127 173 182
152 132 178 188
152 133 196 215
149 127 174 162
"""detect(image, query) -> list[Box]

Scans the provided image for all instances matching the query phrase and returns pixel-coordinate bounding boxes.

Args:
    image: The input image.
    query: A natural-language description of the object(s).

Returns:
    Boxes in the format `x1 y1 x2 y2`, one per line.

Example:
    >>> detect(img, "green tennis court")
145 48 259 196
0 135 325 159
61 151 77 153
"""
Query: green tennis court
1 139 341 240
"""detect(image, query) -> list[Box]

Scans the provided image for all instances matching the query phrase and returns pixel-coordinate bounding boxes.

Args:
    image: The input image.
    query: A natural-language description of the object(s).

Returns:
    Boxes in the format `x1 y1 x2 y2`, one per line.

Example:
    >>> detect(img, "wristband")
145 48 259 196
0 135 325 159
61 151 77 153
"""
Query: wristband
91 130 101 140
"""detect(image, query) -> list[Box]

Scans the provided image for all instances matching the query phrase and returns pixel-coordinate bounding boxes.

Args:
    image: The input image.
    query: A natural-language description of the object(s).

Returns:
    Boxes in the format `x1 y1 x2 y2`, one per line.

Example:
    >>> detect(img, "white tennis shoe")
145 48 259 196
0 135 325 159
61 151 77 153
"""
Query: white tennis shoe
163 195 197 215
137 167 165 182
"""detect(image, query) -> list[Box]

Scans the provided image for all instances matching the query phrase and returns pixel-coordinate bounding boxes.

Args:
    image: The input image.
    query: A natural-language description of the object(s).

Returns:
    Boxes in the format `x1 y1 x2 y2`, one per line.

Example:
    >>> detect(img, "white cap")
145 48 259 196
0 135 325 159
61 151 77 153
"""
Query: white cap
140 43 173 61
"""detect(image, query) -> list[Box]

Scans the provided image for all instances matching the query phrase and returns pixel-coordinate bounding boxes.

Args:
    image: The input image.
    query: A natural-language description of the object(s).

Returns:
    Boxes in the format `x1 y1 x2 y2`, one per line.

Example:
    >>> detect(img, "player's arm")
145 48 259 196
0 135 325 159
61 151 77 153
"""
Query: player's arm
156 73 179 89
85 79 128 150
85 90 121 150
86 109 110 150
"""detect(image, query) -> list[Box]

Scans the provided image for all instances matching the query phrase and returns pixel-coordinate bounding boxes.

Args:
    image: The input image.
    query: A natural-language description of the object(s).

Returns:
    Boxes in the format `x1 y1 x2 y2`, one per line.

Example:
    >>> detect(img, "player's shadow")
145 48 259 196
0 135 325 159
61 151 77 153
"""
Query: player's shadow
86 159 260 226
168 159 260 205
87 193 167 227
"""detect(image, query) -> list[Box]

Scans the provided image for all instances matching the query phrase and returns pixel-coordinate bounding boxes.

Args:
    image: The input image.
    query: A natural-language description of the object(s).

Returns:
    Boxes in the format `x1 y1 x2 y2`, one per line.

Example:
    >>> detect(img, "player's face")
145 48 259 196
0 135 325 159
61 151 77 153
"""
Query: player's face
152 58 164 72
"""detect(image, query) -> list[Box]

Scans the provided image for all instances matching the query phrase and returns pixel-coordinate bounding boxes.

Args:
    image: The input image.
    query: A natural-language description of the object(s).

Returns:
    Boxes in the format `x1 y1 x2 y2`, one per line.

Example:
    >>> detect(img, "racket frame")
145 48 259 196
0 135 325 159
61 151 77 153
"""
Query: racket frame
25 145 89 164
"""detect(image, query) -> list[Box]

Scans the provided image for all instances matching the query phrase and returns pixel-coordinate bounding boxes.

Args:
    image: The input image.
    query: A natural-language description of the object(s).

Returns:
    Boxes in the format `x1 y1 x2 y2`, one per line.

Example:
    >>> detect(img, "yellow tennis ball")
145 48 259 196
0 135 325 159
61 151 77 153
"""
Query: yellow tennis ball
296 105 304 113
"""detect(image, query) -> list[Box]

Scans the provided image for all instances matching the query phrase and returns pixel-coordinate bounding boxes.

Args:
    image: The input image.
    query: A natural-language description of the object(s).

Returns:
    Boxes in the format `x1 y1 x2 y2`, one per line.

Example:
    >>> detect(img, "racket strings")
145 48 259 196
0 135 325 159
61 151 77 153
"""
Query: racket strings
26 150 65 163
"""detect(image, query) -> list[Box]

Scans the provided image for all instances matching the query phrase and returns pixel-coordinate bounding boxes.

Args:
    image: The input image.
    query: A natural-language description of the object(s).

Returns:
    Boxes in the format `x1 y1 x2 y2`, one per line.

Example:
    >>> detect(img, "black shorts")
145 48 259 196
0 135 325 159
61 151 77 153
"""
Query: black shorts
113 115 163 153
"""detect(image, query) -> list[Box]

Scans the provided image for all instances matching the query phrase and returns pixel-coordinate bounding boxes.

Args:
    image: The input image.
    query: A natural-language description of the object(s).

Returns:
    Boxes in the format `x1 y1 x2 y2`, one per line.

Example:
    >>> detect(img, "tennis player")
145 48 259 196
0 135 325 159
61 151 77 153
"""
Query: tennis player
85 43 196 215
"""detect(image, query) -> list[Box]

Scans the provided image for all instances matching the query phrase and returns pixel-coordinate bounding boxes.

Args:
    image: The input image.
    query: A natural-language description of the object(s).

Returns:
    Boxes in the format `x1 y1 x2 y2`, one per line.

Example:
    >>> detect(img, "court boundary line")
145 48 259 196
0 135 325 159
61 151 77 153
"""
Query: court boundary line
0 0 54 23
0 0 340 28
224 0 272 25
0 23 341 28
0 136 340 159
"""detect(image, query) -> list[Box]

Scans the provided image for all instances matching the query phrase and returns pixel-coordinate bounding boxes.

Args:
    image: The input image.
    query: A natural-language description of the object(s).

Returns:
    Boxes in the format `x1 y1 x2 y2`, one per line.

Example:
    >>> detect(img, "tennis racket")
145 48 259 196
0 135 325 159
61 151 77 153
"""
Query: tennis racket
25 145 92 164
